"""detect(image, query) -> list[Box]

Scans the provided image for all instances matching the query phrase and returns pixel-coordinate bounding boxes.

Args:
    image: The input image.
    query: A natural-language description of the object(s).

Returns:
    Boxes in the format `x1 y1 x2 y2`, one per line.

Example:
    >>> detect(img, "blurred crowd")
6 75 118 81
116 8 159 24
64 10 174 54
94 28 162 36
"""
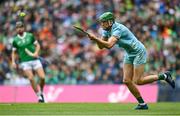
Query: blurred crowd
0 0 180 86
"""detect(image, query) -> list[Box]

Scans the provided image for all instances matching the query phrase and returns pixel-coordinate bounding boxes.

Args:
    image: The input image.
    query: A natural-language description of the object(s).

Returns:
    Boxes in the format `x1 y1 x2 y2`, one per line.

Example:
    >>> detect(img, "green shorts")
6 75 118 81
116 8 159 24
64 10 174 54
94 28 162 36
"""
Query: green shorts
124 49 147 67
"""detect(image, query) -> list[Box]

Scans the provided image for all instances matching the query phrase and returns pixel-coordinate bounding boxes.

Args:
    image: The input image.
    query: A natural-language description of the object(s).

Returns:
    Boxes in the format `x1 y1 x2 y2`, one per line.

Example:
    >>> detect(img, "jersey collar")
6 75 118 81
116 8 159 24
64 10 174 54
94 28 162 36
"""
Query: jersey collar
17 32 27 39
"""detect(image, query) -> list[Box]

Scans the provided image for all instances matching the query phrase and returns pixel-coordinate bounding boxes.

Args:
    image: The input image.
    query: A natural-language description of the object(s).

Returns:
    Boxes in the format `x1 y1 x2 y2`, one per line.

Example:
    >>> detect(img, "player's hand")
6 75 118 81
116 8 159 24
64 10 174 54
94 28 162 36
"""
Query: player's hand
33 52 39 58
87 33 97 40
12 62 17 69
25 48 39 58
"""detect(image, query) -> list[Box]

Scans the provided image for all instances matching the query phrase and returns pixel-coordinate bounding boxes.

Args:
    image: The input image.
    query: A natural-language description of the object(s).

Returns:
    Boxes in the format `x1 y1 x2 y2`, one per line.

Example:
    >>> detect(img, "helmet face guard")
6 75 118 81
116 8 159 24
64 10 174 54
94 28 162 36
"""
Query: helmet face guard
16 21 25 34
16 21 24 28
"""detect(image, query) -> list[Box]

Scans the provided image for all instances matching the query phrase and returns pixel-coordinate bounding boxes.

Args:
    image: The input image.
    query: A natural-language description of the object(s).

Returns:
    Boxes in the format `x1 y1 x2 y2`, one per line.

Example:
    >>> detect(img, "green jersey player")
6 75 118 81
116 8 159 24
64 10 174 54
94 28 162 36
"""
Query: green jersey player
11 21 45 103
87 12 175 110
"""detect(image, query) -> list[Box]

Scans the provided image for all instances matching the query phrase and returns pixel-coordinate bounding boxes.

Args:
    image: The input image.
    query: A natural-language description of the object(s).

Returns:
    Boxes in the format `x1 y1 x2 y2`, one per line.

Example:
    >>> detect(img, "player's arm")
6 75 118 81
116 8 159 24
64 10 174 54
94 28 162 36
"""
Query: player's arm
11 48 17 68
25 40 40 58
33 40 40 57
88 34 118 49
96 37 108 49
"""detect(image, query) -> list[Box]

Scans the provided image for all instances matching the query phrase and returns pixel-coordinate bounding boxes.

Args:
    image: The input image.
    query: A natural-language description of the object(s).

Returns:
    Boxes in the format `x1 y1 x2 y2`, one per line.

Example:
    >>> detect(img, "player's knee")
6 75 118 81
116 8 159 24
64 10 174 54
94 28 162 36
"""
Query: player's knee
28 77 34 82
40 77 45 81
133 79 143 85
38 72 45 79
123 79 132 85
39 74 45 79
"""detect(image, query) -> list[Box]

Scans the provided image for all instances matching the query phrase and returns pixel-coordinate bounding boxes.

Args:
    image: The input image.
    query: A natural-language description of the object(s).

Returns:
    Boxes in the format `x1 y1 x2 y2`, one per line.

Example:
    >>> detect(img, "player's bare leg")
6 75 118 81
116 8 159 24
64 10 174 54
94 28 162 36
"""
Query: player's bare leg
35 67 46 103
133 64 175 88
133 64 158 85
123 64 147 109
123 64 141 98
35 68 45 91
23 70 38 93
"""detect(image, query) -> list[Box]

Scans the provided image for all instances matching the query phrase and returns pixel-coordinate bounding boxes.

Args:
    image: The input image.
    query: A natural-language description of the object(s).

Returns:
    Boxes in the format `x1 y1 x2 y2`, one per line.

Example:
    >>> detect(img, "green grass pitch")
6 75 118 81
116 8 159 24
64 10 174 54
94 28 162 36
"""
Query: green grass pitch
0 102 179 116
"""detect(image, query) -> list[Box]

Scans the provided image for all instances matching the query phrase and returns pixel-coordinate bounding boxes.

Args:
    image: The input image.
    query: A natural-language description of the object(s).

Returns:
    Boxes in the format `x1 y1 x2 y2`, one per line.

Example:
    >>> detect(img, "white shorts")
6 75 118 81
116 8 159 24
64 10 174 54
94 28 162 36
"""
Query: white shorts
20 59 43 71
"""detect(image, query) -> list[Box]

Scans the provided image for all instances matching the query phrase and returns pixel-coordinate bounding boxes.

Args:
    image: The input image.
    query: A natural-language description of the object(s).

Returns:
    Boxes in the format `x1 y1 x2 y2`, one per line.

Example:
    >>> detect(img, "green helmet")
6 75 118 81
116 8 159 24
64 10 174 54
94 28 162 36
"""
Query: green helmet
98 12 115 22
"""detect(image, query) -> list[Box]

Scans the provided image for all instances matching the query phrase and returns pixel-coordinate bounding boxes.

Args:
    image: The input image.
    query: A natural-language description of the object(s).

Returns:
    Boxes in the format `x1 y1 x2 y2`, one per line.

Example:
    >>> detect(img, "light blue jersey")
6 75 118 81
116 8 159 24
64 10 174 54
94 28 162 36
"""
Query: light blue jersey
101 22 147 66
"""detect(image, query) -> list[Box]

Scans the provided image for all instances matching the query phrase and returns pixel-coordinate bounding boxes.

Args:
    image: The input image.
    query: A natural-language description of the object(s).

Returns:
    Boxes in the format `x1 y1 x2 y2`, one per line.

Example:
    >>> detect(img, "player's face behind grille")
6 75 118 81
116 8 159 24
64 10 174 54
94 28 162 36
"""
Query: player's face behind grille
100 20 113 30
16 25 25 35
15 21 25 35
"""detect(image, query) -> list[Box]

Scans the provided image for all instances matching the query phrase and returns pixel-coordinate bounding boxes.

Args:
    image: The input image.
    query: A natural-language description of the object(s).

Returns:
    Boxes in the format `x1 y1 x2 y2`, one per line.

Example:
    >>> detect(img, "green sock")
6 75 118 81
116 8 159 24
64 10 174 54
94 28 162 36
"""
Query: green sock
137 97 145 104
158 73 166 80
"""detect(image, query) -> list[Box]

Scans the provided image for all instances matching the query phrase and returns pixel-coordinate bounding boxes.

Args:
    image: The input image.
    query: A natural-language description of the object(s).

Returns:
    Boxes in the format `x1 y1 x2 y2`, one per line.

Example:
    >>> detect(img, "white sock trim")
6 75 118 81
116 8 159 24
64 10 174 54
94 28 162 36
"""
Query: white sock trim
164 74 167 79
36 91 41 96
139 103 146 105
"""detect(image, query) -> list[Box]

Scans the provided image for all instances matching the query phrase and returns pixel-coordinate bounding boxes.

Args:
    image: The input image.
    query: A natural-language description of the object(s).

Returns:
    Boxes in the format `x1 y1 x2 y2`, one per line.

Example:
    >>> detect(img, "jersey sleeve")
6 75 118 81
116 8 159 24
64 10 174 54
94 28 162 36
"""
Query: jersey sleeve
12 40 17 51
112 27 122 39
30 33 38 44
